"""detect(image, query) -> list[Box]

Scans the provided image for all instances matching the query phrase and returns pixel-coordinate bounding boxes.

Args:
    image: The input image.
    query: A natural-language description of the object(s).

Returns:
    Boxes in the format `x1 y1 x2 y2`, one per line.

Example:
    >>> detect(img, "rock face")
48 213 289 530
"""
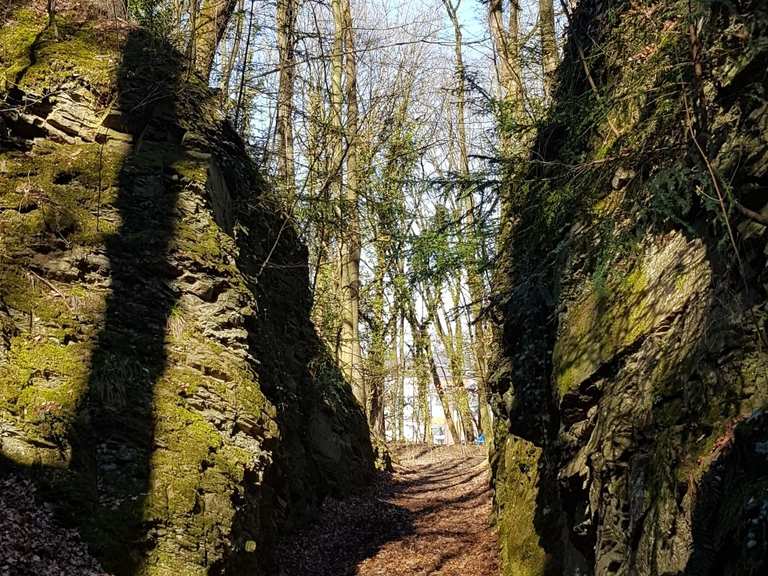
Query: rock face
0 4 373 575
489 1 768 574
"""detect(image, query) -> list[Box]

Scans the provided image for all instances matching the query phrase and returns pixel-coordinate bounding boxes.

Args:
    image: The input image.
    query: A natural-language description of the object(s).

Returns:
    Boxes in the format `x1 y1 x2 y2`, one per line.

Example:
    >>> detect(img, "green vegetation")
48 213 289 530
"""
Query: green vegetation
0 6 116 93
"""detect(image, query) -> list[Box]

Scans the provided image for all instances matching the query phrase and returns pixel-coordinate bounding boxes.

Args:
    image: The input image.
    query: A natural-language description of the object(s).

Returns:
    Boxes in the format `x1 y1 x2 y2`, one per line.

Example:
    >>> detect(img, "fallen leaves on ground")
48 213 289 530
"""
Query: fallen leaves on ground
0 473 112 576
276 445 499 576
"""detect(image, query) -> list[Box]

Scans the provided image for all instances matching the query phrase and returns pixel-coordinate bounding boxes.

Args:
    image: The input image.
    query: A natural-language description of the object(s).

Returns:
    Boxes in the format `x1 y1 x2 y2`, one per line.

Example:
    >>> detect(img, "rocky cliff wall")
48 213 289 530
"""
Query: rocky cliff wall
0 3 373 575
490 0 767 574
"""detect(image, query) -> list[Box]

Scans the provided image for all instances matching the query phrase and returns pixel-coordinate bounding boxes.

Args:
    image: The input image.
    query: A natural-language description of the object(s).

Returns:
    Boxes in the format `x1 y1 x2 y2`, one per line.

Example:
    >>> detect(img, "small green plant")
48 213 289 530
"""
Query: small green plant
127 1 181 47
643 165 696 229
90 352 145 408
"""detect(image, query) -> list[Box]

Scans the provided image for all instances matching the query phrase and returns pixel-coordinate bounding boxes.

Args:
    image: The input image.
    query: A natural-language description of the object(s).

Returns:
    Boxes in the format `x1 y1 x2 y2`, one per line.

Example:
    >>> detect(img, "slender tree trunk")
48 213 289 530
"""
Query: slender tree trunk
461 282 493 445
368 241 386 436
394 256 407 442
276 0 297 201
420 359 432 445
330 0 344 190
330 0 345 360
428 293 475 443
307 77 334 318
488 0 525 130
234 0 256 133
540 0 559 101
437 4 481 442
324 0 345 370
391 301 399 440
463 195 492 445
443 1 470 177
305 79 325 200
219 0 244 110
410 314 432 445
488 0 511 101
424 298 462 443
396 305 405 440
448 296 475 442
405 293 456 445
508 1 524 106
427 340 460 444
443 0 491 444
47 0 58 40
474 337 493 445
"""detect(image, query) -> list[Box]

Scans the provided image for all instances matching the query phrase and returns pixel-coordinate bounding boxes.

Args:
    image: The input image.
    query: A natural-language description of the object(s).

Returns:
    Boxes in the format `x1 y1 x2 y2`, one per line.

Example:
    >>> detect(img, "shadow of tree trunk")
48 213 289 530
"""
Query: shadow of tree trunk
66 29 190 573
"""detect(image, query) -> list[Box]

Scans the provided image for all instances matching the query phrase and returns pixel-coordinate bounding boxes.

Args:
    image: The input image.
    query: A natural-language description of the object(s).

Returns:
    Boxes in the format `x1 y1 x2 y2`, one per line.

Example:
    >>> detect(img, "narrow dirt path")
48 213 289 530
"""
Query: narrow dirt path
277 445 499 576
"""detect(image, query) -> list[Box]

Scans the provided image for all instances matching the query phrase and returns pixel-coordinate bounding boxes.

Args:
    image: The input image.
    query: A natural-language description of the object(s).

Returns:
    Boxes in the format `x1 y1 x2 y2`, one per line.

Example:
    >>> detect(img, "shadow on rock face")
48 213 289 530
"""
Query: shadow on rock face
1 5 374 575
67 28 190 573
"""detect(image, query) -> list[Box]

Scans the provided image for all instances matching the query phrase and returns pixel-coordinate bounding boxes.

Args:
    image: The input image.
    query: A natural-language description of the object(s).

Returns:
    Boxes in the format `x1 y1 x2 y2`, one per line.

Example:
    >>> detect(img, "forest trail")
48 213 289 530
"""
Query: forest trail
277 446 499 576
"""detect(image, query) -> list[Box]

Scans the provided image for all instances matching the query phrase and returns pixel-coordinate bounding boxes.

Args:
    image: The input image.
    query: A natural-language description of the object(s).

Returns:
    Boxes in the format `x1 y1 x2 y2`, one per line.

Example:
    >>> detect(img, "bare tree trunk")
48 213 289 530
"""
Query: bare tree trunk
488 0 526 237
420 354 432 445
330 0 344 190
440 0 481 443
396 305 405 441
488 1 517 101
462 190 493 445
443 0 493 444
330 0 345 363
488 0 525 124
368 241 386 436
276 0 297 201
428 293 475 443
191 0 238 80
305 78 325 201
234 0 256 133
442 0 470 176
462 278 493 445
540 0 559 101
391 301 400 440
394 256 407 442
218 0 244 110
47 0 59 40
448 294 475 442
427 339 460 444
408 307 432 445
336 0 364 407
406 292 459 444
422 290 462 443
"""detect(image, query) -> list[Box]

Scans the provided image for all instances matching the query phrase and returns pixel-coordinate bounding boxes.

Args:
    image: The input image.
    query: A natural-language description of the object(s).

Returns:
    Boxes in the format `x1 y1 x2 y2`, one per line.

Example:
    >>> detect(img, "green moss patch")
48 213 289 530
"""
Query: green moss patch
495 435 549 576
0 6 118 94
553 232 710 398
0 7 45 90
0 336 89 439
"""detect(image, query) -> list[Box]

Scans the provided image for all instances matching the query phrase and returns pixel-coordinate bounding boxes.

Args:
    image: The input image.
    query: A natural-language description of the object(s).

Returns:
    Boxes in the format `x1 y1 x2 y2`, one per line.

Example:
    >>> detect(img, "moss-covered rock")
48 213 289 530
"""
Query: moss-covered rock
554 232 710 399
489 0 768 574
493 435 549 576
1 2 373 574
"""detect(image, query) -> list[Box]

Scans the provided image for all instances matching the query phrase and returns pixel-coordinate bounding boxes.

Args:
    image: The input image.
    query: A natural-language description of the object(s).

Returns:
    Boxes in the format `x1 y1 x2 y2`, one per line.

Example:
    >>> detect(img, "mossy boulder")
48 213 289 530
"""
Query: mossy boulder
493 435 550 576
